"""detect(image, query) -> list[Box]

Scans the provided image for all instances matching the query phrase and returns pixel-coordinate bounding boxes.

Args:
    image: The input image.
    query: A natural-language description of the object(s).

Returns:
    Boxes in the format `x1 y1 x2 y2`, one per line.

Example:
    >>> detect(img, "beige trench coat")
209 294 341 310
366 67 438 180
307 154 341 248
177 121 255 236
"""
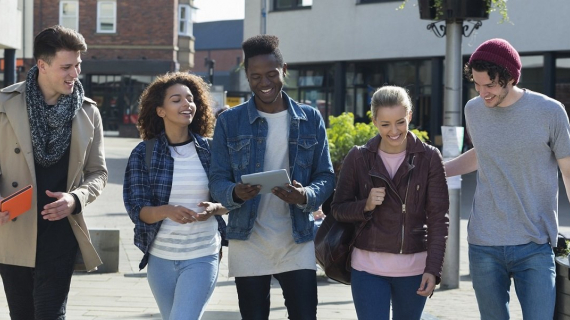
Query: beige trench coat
0 81 107 271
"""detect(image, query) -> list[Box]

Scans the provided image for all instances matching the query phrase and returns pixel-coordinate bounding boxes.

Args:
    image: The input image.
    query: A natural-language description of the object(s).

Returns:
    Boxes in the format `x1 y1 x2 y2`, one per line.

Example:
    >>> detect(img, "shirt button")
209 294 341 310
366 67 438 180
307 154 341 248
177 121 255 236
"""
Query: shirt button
14 148 20 154
12 182 18 188
256 163 260 168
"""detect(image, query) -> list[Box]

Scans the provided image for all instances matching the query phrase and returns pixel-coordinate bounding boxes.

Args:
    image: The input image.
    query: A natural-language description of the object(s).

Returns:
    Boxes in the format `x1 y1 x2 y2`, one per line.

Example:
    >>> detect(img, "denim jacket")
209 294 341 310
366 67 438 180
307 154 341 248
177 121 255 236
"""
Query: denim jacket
209 92 335 243
123 130 226 270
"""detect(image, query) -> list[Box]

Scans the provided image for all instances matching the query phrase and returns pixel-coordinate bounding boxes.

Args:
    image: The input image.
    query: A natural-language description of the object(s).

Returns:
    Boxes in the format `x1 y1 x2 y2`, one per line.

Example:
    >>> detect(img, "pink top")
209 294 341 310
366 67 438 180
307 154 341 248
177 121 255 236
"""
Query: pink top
351 148 427 277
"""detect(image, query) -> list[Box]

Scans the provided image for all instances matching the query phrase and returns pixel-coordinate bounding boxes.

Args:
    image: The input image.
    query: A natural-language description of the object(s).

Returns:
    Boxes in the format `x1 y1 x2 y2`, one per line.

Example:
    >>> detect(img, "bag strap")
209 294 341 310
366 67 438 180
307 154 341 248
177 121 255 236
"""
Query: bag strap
348 147 374 246
144 138 157 170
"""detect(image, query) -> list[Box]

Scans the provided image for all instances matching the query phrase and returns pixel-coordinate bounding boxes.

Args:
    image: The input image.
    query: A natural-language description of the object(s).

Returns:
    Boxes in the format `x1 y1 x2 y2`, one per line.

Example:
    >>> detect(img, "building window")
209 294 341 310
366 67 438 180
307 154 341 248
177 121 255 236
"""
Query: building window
179 4 194 36
274 0 312 10
60 1 79 31
518 55 544 94
97 1 116 33
359 0 399 3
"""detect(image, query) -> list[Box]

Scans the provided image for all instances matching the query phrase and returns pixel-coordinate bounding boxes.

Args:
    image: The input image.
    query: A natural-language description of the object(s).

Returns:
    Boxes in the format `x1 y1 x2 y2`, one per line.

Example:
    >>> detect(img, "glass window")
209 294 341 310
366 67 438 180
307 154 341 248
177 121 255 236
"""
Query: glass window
97 1 116 33
518 55 543 93
359 0 400 3
60 1 78 31
387 61 416 87
285 69 299 88
274 0 312 10
556 57 570 113
178 4 194 36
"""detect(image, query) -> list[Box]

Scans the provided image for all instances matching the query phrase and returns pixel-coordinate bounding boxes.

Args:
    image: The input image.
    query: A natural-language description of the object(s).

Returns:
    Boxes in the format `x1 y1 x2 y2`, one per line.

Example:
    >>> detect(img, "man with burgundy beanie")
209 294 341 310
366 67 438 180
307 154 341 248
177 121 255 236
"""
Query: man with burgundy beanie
446 38 570 319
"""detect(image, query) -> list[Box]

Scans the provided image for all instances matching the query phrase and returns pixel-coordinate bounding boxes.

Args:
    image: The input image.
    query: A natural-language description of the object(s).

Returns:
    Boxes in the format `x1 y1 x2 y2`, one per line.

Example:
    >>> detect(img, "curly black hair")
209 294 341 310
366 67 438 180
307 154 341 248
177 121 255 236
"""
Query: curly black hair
242 35 284 71
464 60 513 88
137 72 214 140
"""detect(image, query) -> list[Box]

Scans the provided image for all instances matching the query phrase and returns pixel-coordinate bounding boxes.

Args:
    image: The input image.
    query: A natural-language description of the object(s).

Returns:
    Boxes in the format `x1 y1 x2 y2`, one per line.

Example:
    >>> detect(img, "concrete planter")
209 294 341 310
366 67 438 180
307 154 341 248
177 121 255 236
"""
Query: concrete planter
556 256 570 319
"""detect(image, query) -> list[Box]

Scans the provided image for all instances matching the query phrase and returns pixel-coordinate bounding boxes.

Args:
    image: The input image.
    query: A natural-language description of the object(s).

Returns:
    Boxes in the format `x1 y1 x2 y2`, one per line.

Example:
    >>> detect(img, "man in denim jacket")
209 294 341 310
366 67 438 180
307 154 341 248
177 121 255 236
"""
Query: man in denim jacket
209 35 335 319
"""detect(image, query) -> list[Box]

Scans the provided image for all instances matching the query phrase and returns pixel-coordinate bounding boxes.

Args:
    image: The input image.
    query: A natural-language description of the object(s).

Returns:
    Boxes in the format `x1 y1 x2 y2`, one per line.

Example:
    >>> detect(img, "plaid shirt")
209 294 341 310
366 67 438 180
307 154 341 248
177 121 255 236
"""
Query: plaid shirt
123 131 216 270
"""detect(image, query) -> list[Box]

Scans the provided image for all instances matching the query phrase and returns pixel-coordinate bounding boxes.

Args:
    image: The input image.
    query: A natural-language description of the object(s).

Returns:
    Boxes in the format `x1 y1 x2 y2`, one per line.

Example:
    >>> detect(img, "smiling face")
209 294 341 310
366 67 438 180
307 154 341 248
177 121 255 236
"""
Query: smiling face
156 83 197 130
373 104 412 154
472 69 514 108
36 49 82 105
245 54 287 112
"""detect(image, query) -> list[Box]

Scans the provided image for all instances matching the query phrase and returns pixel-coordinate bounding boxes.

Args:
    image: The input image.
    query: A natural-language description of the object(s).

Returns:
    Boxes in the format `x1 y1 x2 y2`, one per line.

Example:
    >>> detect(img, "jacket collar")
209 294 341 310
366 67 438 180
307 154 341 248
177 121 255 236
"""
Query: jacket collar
1 81 98 190
156 130 209 155
363 131 426 155
246 91 308 124
363 131 425 188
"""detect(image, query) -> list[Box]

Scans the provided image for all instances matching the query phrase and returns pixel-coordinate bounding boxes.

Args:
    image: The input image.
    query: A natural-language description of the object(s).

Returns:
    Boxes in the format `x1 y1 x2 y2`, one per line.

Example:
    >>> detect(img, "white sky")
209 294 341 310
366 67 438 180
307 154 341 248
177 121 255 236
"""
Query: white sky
193 0 245 22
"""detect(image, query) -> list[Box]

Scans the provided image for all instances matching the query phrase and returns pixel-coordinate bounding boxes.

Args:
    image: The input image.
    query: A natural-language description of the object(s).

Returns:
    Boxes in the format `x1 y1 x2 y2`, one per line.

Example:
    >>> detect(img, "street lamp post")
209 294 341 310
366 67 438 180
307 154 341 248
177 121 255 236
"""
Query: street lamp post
205 58 215 85
424 16 484 290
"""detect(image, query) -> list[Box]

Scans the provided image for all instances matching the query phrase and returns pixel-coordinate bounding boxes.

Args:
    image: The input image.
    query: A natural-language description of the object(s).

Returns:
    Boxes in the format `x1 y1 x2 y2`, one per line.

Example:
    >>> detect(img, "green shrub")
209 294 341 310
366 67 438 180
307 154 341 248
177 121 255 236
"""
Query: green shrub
327 112 428 173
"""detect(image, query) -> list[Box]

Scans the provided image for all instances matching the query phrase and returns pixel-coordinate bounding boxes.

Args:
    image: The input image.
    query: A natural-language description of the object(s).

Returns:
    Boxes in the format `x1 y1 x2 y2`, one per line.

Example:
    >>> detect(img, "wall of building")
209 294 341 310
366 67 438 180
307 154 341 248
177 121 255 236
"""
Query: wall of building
34 0 177 62
0 0 23 50
245 0 570 64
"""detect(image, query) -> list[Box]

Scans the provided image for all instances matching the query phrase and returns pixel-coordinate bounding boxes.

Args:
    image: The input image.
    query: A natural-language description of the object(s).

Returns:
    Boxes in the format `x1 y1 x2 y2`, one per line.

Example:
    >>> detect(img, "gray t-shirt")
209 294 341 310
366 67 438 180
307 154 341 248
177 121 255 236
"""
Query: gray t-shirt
465 89 570 246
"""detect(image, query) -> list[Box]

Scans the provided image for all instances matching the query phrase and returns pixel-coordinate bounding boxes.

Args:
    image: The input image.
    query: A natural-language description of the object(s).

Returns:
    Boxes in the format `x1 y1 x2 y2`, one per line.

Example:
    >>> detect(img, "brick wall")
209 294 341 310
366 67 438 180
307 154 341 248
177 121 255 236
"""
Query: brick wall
34 0 177 62
193 49 242 73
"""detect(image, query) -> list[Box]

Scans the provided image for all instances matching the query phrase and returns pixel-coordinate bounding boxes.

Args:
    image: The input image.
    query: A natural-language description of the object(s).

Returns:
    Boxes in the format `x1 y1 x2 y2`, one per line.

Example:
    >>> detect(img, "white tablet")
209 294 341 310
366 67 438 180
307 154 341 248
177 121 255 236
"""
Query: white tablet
240 169 291 194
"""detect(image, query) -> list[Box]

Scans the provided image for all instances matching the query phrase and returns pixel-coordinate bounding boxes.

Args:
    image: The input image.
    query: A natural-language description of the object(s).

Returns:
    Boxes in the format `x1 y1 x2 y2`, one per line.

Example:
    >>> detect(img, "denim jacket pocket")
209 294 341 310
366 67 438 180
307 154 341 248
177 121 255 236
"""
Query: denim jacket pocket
228 138 251 170
295 138 318 168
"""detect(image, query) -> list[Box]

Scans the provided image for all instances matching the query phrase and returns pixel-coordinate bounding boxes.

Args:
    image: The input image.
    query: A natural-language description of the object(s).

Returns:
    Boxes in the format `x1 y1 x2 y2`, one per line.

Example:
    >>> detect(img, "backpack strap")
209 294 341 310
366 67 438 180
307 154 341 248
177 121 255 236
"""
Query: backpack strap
144 138 157 170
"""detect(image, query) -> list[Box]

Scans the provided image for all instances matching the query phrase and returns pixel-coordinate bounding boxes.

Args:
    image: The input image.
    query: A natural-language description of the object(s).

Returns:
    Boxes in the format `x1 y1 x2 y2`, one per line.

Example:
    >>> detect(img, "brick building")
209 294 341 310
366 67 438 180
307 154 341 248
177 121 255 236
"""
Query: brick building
192 20 249 107
3 0 197 135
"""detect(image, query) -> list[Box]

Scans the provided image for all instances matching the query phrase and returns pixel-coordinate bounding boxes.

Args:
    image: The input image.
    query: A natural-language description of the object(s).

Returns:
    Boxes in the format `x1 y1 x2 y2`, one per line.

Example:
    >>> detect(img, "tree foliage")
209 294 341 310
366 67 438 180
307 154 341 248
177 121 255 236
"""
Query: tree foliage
327 112 429 173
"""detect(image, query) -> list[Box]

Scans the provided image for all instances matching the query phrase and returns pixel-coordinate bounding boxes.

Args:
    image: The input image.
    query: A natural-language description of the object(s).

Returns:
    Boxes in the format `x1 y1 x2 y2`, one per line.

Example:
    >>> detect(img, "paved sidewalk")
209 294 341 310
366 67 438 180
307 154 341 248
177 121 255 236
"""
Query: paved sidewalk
2 136 567 319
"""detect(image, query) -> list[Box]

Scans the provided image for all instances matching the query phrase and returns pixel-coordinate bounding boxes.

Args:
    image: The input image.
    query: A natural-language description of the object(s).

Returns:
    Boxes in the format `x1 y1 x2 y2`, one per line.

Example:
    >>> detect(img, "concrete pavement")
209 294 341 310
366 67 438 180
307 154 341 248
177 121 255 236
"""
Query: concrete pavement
2 136 569 319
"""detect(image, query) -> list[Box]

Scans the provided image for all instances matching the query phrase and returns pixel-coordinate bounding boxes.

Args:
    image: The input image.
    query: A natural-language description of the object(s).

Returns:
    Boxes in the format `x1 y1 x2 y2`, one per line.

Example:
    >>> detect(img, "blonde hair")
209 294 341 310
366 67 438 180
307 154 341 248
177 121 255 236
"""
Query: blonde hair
370 85 413 119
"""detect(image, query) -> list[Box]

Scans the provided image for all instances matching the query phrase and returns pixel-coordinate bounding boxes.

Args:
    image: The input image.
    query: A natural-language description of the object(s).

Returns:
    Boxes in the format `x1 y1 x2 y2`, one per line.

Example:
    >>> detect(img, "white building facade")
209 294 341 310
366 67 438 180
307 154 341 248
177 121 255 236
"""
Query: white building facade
244 0 570 144
0 0 25 87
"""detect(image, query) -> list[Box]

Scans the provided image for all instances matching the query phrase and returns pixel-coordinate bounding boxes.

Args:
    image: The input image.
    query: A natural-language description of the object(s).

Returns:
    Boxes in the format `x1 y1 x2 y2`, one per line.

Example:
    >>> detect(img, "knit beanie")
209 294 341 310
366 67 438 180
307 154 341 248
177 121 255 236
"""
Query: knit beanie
469 38 522 85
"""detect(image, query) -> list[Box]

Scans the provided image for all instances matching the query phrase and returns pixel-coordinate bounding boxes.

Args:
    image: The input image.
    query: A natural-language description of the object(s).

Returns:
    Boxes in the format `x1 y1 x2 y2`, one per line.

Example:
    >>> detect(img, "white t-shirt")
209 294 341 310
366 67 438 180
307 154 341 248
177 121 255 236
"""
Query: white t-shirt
228 110 317 277
149 141 221 260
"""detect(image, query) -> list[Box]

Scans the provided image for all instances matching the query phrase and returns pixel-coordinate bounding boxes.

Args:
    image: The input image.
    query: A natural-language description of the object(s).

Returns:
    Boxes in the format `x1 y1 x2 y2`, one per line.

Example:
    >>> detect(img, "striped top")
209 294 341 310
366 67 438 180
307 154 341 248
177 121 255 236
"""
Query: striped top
149 141 220 260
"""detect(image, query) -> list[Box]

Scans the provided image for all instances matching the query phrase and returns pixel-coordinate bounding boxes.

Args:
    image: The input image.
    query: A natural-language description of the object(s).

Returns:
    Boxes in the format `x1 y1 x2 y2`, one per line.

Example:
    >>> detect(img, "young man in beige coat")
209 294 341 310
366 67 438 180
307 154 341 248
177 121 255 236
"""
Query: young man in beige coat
0 25 107 319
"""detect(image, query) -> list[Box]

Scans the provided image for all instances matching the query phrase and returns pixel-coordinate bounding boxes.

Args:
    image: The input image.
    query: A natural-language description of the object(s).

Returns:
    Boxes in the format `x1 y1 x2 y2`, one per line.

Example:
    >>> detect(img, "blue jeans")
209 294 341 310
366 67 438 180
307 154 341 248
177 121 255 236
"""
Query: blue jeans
234 269 318 320
351 269 426 320
147 253 219 320
469 242 555 320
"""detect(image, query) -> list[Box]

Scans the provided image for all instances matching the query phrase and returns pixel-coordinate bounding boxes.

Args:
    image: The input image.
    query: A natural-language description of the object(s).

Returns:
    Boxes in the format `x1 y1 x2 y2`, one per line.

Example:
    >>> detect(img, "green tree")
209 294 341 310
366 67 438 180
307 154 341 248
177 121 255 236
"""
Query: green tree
327 112 428 174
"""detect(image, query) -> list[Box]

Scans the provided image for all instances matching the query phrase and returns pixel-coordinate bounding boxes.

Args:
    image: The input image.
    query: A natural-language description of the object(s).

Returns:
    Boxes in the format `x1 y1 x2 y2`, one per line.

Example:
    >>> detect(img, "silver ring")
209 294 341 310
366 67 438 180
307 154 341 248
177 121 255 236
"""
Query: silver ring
182 217 187 221
287 189 292 193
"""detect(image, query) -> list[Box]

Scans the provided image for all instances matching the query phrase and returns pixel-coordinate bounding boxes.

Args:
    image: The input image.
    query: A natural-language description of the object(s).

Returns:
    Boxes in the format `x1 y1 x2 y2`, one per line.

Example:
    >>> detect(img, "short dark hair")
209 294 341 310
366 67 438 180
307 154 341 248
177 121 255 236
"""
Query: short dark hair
464 60 513 88
241 35 284 71
137 72 214 140
33 25 87 64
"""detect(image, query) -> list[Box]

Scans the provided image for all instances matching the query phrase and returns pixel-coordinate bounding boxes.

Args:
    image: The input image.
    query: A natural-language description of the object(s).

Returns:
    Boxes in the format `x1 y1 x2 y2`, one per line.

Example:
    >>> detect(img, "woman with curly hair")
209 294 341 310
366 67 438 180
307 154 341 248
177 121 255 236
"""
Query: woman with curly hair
123 72 227 320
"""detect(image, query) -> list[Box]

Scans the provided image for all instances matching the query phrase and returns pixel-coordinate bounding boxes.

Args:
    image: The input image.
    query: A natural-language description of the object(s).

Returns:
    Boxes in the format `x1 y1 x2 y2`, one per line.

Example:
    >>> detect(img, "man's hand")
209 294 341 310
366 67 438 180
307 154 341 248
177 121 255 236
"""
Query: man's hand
234 183 261 201
0 199 9 225
272 180 306 205
417 273 436 297
42 190 77 221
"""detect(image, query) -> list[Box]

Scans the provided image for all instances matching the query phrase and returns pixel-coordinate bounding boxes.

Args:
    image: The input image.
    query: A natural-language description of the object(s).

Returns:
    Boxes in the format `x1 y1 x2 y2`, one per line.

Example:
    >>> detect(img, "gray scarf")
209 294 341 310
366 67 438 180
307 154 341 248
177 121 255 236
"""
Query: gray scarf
25 65 84 167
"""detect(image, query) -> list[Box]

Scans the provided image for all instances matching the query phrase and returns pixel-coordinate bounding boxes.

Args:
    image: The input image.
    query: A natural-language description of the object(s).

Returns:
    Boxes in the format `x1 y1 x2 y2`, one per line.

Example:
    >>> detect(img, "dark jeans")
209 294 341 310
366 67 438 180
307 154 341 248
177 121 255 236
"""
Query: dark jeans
235 269 317 320
0 249 77 320
351 269 426 320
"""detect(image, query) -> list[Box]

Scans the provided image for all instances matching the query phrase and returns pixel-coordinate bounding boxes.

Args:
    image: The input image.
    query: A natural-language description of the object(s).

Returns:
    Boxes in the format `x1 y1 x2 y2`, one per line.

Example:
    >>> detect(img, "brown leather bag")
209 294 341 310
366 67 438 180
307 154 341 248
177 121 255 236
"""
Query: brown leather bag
314 147 370 284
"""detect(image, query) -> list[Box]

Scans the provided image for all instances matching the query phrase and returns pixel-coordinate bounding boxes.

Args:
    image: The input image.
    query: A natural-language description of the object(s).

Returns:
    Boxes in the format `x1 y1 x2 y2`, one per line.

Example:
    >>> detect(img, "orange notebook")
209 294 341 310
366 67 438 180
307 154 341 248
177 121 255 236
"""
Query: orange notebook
1 185 33 219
